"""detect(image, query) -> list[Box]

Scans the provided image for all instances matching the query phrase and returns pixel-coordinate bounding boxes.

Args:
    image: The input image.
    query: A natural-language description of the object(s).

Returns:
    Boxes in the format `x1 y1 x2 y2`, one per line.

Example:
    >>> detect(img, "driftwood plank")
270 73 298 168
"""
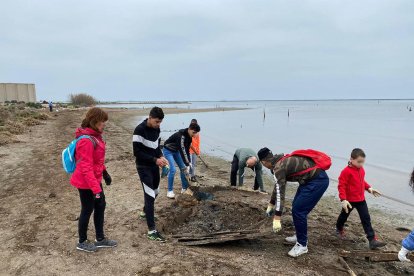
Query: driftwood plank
175 232 266 246
339 250 414 262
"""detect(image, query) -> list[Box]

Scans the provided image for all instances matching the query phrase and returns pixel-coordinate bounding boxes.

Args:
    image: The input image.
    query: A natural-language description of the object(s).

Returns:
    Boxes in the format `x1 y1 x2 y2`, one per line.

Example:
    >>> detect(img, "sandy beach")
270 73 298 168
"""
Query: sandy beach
0 107 413 275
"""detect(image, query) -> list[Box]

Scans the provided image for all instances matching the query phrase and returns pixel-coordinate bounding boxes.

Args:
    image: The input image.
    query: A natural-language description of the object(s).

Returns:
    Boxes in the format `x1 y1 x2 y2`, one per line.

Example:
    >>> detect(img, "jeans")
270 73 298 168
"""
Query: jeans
336 200 375 241
292 170 329 246
163 148 189 192
138 166 160 231
402 229 414 251
78 185 106 243
190 153 197 177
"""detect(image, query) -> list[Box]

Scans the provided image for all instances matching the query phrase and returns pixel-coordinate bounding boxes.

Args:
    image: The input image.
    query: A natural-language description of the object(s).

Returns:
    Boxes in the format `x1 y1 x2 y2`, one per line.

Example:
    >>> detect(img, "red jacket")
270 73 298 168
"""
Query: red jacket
338 164 371 202
70 127 106 194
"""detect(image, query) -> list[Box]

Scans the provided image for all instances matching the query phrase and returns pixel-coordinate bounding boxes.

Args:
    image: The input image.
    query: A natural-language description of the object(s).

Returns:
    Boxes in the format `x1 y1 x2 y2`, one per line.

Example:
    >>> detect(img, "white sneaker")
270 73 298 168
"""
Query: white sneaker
398 246 411 262
167 191 175 199
181 188 187 194
285 235 297 244
288 242 308 258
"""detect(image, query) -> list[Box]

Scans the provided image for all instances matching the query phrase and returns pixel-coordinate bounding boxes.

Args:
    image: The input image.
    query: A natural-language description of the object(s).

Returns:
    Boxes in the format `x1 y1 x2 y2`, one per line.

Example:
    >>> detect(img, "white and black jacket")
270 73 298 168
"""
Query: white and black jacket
133 119 162 167
163 128 192 166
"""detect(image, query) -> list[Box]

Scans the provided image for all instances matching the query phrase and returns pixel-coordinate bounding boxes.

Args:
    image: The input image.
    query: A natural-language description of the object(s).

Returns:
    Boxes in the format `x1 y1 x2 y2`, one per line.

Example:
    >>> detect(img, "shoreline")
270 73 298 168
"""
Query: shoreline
0 107 413 275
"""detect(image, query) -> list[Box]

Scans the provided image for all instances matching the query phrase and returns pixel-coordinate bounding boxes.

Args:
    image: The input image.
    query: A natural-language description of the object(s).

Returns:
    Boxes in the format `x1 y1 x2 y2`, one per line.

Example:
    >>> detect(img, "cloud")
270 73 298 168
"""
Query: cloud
0 0 413 101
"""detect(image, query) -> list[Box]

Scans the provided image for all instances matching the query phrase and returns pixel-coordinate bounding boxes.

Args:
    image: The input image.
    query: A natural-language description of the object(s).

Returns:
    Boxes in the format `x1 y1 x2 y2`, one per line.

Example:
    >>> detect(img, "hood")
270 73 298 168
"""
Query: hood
75 127 101 138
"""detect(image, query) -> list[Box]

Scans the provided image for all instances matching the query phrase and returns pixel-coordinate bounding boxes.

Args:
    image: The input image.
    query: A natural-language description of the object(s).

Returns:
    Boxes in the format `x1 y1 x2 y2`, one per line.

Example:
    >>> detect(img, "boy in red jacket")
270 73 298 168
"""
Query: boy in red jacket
336 148 387 249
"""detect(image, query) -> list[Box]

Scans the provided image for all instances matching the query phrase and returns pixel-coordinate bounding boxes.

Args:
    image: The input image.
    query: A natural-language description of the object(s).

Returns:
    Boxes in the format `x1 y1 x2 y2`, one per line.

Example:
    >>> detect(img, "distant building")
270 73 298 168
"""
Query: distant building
0 83 37 103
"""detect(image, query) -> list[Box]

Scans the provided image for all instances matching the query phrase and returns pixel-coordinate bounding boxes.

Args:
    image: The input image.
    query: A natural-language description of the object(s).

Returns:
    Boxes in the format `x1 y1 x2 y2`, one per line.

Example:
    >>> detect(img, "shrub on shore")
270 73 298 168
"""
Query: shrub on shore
69 93 97 107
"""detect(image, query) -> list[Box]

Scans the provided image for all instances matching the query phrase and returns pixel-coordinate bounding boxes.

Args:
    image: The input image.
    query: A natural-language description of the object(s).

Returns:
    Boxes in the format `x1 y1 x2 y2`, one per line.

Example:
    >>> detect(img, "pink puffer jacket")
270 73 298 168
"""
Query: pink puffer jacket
70 127 106 194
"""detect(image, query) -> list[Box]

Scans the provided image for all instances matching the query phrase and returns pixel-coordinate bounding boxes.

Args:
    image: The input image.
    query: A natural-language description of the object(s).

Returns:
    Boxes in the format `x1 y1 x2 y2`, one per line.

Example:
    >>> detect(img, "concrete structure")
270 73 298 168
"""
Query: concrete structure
0 83 37 103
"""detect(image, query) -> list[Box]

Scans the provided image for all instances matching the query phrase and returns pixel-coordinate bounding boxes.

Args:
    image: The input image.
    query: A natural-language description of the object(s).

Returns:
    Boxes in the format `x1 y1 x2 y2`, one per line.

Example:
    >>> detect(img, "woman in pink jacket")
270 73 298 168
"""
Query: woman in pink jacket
70 107 117 252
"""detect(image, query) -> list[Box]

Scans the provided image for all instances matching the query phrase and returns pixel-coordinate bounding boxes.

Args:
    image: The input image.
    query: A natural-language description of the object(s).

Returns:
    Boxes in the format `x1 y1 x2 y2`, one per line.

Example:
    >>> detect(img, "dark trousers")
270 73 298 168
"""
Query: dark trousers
336 200 375 241
78 185 106 243
230 155 261 190
138 166 160 231
292 170 329 246
230 155 239 186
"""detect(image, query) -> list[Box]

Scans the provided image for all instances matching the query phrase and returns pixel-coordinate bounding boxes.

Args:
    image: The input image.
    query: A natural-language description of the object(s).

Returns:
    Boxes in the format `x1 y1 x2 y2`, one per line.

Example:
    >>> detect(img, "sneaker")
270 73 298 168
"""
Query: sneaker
336 228 346 239
190 176 197 182
147 230 166 242
285 235 297 244
398 246 411 262
369 237 387 250
181 188 187 194
288 242 308 258
94 238 118 248
167 191 175 199
76 241 98 253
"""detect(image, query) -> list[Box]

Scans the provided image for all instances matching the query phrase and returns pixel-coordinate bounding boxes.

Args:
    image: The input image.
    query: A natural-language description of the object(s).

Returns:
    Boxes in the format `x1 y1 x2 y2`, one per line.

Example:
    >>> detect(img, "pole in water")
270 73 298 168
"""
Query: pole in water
288 109 290 118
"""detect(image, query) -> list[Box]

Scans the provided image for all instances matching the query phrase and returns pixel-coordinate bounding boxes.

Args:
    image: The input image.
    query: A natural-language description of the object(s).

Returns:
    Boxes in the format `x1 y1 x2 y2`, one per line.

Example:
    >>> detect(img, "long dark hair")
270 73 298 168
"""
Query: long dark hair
410 168 414 192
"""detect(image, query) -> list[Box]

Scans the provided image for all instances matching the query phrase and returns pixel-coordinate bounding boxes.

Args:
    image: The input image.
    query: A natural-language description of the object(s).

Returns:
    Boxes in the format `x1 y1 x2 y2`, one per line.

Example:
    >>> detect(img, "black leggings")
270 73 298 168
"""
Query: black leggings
336 200 375 241
78 186 106 243
138 166 160 231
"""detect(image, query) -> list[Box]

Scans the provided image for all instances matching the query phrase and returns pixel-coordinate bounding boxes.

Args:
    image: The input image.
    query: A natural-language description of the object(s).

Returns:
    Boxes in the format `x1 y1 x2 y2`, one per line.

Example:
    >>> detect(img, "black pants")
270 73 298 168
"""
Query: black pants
78 185 106 243
336 200 375 241
137 166 160 231
230 155 260 190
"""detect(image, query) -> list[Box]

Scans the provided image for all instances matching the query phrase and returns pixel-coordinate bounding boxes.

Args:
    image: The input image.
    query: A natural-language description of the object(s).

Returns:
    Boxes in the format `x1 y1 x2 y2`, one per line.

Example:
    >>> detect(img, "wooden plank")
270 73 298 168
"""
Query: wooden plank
172 229 256 239
175 232 266 246
339 250 414 262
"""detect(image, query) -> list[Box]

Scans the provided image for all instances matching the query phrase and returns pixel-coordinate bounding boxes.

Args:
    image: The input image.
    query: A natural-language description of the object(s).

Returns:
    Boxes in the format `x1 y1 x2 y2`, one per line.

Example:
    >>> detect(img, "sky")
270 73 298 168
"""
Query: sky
1 0 413 102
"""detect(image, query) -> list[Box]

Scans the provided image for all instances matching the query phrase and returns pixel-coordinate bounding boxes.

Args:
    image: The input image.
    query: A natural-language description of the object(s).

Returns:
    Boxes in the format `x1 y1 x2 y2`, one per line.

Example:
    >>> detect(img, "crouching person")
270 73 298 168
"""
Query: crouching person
258 147 330 258
230 148 265 193
70 108 117 252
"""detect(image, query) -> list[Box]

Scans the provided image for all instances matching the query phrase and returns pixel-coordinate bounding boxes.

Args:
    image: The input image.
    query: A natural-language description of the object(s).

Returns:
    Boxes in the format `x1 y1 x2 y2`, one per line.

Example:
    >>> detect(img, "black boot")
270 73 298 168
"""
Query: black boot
369 237 387 249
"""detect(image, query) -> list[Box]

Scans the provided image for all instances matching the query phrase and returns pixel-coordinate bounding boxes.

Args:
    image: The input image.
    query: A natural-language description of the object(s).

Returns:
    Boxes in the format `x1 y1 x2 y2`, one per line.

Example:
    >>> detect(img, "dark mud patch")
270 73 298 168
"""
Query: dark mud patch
160 186 268 236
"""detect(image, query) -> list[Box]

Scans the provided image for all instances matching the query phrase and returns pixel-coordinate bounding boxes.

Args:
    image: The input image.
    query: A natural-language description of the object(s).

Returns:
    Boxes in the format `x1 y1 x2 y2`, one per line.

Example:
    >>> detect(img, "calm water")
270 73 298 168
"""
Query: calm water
123 100 414 216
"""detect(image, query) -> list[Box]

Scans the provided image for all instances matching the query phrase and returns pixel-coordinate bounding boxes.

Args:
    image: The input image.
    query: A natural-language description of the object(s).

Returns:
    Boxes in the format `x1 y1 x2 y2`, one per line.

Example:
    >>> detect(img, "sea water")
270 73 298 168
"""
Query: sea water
127 100 414 217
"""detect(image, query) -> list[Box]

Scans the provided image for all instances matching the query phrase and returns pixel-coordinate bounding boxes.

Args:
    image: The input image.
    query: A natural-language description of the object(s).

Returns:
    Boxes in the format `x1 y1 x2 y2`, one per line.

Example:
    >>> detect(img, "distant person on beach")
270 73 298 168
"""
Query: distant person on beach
257 147 330 258
70 107 117 252
49 101 53 112
335 148 386 250
163 122 201 199
133 107 168 242
398 168 414 261
230 148 265 193
189 119 200 182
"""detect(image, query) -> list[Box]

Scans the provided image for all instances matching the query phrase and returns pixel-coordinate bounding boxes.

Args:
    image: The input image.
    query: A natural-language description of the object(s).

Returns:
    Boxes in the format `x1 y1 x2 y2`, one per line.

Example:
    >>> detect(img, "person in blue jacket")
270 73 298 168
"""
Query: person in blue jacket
398 168 414 262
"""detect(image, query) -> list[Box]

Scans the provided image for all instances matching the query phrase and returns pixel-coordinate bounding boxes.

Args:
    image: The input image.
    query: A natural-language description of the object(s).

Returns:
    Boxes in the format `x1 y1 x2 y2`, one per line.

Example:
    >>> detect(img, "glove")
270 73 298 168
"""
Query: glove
103 170 112 186
341 200 352 213
368 188 381 197
266 204 275 217
272 218 282 233
181 167 191 181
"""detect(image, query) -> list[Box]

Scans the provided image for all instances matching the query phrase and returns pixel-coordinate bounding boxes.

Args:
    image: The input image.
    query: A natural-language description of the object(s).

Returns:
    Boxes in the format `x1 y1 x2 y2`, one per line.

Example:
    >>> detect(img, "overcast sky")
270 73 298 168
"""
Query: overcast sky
1 0 413 101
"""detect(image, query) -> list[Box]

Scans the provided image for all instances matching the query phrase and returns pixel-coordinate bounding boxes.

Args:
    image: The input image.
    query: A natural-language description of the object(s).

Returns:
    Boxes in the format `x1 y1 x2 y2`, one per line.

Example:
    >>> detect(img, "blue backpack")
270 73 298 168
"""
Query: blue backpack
62 135 97 174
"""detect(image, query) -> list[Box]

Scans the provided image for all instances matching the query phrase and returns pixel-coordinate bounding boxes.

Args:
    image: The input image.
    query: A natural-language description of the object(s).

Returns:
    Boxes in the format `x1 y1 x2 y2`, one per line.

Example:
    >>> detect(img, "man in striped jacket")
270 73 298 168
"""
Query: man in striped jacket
258 147 329 258
133 107 168 242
